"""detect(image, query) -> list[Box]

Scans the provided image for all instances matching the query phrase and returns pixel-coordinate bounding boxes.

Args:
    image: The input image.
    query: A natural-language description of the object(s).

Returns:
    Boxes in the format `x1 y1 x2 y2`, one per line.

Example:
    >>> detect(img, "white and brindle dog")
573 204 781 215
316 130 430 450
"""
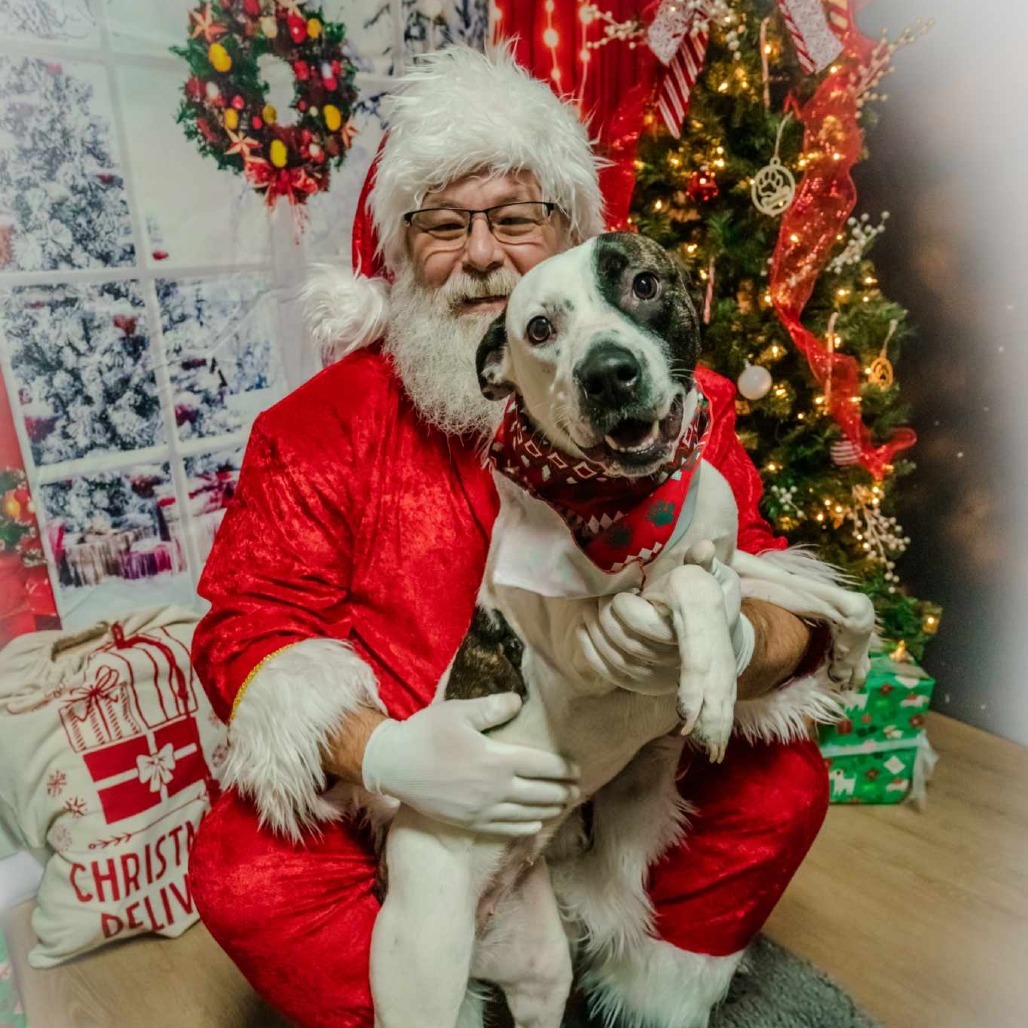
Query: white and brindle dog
369 233 873 1028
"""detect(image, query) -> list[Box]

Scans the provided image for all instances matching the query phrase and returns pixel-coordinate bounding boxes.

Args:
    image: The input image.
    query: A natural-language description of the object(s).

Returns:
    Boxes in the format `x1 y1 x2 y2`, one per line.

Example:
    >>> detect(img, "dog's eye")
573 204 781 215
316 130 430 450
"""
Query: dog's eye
632 272 660 301
526 316 553 344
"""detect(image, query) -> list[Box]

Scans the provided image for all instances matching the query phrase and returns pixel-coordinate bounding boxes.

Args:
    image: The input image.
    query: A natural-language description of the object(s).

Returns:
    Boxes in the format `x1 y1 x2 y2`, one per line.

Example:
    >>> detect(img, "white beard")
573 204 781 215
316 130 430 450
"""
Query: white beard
384 263 520 437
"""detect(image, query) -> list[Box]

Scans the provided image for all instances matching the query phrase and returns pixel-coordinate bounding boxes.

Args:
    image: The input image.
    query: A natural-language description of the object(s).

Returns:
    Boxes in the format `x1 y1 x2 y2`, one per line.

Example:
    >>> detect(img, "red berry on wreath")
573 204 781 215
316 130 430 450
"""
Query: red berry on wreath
298 99 308 111
251 115 263 129
293 60 309 81
287 14 307 43
331 60 341 76
197 117 220 144
300 128 313 145
324 76 338 92
231 94 245 110
243 0 260 16
185 77 204 102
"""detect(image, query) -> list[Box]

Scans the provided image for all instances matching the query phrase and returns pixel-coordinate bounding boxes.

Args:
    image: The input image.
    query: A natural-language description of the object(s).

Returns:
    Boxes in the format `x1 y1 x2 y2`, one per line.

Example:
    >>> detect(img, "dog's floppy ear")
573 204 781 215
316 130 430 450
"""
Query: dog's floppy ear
476 315 514 400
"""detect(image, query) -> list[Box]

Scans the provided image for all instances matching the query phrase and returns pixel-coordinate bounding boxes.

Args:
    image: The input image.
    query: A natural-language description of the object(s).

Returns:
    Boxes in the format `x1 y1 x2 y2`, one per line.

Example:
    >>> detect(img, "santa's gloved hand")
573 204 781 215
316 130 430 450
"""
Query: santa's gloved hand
361 694 579 837
573 593 680 694
574 542 755 692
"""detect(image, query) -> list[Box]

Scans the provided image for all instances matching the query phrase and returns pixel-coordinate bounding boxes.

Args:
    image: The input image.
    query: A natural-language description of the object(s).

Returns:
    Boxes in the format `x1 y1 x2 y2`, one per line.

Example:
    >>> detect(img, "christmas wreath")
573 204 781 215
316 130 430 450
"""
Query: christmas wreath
173 1 358 209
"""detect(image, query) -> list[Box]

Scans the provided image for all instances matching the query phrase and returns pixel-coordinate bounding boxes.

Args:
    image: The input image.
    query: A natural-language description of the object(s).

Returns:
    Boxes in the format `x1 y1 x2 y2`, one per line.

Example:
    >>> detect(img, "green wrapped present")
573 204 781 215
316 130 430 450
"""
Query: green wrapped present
819 650 935 749
819 648 938 806
821 733 936 805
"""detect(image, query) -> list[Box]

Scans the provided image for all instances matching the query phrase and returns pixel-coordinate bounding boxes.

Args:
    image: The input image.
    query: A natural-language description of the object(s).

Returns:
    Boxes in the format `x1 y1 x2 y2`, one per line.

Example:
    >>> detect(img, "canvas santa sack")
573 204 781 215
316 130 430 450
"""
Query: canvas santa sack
0 606 226 967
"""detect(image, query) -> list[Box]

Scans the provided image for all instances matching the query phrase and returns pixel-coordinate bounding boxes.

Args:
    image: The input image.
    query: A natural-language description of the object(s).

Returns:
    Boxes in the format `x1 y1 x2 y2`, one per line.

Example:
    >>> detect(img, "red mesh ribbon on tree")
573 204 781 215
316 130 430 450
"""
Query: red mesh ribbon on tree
769 52 915 480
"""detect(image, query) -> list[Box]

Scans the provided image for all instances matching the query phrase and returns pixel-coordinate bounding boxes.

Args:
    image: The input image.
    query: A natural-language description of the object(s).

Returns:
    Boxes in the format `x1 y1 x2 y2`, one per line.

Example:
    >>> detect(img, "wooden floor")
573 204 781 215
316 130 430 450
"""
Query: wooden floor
4 712 1026 1027
766 712 1028 1028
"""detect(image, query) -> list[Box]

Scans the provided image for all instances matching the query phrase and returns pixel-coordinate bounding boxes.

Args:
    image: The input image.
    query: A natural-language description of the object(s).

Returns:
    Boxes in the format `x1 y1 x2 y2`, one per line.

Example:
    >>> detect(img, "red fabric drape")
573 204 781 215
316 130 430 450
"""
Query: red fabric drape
496 1 663 229
0 376 58 645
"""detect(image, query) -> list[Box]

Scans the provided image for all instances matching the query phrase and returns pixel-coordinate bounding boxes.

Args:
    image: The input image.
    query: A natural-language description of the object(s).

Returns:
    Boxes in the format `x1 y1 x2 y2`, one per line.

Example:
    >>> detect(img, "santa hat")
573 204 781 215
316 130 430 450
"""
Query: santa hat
304 45 606 364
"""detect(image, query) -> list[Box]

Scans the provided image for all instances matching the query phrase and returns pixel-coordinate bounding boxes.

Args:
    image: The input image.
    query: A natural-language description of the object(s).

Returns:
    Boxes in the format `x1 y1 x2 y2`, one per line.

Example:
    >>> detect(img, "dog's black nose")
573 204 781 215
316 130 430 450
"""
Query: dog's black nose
577 343 642 407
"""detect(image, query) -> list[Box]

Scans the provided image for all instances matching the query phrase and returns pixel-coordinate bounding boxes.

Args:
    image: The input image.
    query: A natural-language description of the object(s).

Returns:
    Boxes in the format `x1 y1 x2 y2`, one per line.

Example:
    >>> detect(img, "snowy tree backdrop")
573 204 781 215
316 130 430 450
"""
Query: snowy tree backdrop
0 1 487 631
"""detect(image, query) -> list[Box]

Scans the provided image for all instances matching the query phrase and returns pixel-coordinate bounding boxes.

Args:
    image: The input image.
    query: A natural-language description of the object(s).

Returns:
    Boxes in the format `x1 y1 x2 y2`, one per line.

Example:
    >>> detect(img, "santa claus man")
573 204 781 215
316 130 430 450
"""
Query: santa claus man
190 47 846 1028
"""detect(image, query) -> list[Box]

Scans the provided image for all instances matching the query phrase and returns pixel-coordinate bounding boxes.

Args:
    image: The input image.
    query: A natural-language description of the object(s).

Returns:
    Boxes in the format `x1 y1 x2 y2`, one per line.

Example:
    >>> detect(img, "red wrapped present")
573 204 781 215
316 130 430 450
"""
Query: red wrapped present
80 715 209 824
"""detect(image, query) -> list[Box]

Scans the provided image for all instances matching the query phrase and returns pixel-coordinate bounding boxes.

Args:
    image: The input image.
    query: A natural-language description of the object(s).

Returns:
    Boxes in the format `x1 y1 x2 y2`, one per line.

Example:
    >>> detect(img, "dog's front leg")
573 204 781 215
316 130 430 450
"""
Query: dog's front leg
371 807 479 1028
659 563 737 762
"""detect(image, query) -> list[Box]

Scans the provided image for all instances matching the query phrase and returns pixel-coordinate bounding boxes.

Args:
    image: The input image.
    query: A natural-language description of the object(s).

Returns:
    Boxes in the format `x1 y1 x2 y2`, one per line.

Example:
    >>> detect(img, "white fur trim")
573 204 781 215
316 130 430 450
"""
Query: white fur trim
729 544 876 742
583 939 744 1028
372 45 606 270
300 264 390 364
753 544 856 587
551 737 689 964
734 670 843 745
222 638 386 843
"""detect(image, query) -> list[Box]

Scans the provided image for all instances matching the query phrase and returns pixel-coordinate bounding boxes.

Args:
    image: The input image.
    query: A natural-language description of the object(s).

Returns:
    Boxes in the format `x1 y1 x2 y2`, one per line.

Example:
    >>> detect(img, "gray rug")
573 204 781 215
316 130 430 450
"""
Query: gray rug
492 936 879 1027
709 936 880 1028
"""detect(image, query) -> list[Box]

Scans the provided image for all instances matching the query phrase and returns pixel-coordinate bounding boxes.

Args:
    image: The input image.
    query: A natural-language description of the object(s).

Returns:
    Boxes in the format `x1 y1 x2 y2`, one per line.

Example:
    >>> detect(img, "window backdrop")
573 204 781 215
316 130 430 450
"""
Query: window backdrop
0 0 489 636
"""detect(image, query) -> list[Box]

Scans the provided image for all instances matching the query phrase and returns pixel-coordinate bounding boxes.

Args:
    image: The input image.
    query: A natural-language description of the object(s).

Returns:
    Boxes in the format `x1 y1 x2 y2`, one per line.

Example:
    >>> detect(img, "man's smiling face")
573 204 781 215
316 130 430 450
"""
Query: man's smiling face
382 169 569 438
407 169 566 316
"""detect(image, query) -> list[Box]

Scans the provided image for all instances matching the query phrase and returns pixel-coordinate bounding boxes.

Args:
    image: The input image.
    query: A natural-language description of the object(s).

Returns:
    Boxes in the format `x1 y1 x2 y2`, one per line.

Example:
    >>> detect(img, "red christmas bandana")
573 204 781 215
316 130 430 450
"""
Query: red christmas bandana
489 392 711 573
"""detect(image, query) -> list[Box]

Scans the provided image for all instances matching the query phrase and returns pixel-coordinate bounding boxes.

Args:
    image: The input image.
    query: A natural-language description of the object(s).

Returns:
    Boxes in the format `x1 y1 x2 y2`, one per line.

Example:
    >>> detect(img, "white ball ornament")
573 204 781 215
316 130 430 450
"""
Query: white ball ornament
737 362 773 400
422 0 445 19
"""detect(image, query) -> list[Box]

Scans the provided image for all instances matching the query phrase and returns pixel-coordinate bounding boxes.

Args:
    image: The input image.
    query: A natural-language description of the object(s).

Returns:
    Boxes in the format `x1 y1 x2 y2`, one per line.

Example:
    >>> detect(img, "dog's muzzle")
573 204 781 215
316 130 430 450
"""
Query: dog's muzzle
573 342 685 474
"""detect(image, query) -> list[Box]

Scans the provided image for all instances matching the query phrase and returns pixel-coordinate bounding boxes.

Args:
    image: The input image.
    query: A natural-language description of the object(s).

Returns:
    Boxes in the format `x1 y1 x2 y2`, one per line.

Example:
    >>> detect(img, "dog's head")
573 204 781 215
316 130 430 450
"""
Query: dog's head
476 232 702 477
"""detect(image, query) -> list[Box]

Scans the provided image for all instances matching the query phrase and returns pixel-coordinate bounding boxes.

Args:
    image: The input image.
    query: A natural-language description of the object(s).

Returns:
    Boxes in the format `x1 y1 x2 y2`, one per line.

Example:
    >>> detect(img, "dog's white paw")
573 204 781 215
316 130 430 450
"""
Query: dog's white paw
662 564 737 763
827 592 875 689
688 678 735 764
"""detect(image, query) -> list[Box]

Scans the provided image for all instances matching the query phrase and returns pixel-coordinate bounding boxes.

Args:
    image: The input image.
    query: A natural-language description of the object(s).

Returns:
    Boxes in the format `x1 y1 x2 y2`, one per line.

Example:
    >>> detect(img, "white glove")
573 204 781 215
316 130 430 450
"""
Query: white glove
361 694 579 837
574 540 754 690
574 592 680 694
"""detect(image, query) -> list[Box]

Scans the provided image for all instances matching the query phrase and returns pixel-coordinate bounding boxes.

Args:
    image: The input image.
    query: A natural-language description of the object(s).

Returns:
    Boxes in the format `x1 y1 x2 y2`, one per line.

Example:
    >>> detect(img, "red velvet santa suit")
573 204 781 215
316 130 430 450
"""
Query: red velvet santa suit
188 46 844 1028
189 345 829 1028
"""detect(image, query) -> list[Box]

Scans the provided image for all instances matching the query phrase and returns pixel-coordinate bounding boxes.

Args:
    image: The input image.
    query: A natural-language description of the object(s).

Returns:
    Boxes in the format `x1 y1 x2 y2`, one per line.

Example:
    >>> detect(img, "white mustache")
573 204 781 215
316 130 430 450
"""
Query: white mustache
441 268 521 309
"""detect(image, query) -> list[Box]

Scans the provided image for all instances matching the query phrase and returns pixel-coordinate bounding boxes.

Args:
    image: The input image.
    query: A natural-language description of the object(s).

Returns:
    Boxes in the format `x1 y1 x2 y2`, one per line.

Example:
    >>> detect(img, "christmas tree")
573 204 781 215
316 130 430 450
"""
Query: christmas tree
630 0 940 656
0 55 134 272
2 281 163 467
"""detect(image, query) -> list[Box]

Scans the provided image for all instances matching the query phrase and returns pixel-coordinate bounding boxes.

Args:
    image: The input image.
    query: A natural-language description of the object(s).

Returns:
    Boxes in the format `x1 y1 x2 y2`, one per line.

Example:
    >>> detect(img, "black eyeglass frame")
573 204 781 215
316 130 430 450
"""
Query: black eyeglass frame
402 200 559 237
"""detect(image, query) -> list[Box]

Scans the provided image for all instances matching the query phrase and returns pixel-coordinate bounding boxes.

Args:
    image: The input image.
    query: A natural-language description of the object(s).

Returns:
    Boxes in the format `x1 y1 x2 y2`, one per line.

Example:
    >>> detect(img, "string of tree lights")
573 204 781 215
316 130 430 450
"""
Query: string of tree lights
625 0 940 656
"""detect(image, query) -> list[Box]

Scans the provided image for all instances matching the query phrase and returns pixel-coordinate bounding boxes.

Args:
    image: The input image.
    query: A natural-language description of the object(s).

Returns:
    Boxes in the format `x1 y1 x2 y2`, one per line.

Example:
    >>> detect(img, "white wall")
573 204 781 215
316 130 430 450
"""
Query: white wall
858 0 1028 743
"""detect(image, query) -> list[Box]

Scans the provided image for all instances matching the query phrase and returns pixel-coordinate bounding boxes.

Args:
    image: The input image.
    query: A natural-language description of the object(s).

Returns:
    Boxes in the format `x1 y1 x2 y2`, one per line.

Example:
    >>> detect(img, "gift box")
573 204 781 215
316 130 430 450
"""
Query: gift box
819 649 935 748
819 648 937 806
821 733 936 805
80 715 207 824
58 666 146 752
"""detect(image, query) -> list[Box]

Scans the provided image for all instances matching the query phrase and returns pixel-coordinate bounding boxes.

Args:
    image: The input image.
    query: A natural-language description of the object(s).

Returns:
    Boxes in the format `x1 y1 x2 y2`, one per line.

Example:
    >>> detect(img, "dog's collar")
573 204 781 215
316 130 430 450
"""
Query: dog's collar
488 390 711 573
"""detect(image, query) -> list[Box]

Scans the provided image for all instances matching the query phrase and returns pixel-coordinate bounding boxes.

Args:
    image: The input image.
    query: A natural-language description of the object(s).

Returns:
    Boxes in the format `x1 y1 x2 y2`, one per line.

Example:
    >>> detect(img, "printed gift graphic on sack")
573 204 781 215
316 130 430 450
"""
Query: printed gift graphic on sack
59 624 209 825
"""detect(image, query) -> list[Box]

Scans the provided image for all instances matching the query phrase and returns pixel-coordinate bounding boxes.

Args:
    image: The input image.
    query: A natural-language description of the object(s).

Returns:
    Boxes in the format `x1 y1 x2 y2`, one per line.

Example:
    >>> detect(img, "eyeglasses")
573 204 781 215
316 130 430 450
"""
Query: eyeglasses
404 201 558 246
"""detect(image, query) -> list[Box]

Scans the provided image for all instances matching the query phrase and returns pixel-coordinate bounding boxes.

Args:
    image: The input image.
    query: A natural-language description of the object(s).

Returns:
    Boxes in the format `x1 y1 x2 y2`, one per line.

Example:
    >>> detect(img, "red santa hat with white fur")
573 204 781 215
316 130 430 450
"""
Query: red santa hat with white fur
302 45 607 364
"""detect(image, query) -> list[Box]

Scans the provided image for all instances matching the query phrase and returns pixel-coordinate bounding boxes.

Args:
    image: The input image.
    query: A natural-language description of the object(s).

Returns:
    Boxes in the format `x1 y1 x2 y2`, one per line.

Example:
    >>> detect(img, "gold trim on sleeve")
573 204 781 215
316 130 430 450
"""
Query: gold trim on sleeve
229 645 293 722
